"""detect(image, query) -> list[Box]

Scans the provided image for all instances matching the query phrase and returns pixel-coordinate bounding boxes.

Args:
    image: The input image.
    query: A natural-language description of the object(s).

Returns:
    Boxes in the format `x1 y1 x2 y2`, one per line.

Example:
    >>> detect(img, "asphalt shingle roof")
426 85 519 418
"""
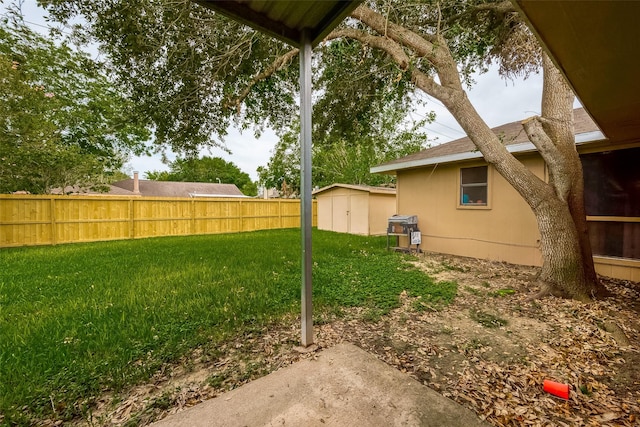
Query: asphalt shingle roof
111 180 246 197
376 108 599 170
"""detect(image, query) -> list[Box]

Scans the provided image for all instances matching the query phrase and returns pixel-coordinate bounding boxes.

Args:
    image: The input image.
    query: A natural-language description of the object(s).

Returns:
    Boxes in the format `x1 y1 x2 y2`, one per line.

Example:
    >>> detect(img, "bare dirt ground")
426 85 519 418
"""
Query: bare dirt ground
68 253 640 427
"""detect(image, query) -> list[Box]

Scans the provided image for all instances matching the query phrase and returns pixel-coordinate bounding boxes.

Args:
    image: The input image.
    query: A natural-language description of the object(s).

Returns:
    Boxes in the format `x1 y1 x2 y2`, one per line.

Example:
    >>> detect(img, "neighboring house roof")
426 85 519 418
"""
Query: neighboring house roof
312 183 396 196
372 108 604 174
104 185 138 196
50 185 138 196
111 179 247 198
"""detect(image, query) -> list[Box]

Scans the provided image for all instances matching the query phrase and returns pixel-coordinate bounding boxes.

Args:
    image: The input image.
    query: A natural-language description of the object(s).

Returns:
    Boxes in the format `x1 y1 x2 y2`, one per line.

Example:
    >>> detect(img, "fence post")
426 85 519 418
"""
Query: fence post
191 199 196 234
129 199 134 239
239 200 243 232
50 197 57 245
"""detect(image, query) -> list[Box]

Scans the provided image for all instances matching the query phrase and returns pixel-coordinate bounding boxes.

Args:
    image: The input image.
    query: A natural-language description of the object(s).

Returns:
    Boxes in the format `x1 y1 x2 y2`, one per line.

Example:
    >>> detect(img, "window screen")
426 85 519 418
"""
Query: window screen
582 146 640 260
460 166 488 206
582 147 640 217
588 221 639 260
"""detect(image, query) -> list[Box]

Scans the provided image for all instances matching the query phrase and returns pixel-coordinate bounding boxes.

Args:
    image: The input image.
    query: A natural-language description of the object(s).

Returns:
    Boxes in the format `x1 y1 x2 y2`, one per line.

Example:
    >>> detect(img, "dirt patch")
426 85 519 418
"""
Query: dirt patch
56 252 639 427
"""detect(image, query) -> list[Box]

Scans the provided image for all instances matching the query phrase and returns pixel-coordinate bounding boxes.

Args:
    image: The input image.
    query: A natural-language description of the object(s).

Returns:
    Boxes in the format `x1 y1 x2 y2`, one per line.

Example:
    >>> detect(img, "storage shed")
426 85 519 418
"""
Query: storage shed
313 184 396 236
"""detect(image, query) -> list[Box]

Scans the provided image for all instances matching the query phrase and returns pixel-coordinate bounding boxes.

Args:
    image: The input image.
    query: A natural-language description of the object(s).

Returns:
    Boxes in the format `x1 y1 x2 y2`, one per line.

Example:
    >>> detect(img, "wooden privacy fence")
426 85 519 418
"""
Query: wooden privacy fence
0 195 317 248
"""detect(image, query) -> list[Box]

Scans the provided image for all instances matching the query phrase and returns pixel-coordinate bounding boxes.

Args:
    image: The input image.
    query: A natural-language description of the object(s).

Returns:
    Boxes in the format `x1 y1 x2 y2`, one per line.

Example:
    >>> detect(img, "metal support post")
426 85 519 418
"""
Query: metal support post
299 30 313 347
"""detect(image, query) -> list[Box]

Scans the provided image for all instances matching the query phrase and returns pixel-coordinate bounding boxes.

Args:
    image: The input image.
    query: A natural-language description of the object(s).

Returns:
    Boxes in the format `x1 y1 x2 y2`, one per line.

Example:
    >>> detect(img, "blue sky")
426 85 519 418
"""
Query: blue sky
6 1 573 181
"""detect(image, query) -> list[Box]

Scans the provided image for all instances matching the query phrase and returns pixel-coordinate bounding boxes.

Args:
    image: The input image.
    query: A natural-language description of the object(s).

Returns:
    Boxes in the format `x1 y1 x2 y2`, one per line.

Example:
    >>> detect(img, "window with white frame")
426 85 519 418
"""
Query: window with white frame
460 166 488 206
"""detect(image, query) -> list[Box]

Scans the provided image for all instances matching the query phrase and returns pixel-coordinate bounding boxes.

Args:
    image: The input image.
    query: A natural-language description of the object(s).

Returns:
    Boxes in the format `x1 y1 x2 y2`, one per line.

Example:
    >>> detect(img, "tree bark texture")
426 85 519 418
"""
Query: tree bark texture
539 55 605 296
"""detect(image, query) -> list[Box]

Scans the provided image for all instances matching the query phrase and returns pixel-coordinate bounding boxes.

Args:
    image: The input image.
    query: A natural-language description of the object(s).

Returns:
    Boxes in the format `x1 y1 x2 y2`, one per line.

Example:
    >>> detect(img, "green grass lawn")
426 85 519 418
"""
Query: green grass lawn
0 229 456 424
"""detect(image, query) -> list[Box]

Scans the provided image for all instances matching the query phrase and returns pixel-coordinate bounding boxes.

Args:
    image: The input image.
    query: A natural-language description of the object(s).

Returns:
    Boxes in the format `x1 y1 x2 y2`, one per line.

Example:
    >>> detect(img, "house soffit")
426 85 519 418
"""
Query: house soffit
514 0 640 144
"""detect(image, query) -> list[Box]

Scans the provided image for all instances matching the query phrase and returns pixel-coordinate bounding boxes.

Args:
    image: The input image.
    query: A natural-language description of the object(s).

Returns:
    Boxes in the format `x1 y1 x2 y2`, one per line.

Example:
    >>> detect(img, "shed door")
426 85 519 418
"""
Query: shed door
332 195 349 233
349 194 368 235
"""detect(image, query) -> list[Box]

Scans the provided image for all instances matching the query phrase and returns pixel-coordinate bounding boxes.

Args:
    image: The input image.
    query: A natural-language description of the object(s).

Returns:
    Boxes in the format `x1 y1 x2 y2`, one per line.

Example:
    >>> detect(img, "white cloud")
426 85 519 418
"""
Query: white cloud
126 154 172 179
203 127 279 181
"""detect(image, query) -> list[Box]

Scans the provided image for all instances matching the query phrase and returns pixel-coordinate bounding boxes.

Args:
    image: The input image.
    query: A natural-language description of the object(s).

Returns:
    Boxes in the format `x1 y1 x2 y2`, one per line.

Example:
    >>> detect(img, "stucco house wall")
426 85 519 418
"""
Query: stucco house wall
397 156 544 267
374 109 640 282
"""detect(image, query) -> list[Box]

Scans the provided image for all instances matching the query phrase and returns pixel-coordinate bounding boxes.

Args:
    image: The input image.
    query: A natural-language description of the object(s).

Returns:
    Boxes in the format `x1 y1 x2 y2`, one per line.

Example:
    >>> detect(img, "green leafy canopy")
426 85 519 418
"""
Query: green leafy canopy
40 0 299 153
34 0 541 193
0 15 151 193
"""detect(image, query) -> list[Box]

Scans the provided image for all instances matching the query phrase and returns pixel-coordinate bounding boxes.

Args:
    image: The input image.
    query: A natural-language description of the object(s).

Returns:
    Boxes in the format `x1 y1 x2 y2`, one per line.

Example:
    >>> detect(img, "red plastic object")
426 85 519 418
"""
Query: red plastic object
543 379 570 399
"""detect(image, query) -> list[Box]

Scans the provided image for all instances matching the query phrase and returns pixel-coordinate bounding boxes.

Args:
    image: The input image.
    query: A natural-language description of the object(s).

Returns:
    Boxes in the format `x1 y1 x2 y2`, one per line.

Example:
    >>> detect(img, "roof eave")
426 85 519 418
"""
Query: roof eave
371 130 606 174
513 0 640 144
312 183 396 195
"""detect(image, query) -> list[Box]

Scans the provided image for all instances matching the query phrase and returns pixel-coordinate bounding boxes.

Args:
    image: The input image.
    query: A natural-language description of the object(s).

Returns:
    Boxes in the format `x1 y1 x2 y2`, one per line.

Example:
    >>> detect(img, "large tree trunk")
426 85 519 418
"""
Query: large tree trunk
532 54 607 299
448 60 606 300
533 194 590 300
443 90 602 301
567 167 608 297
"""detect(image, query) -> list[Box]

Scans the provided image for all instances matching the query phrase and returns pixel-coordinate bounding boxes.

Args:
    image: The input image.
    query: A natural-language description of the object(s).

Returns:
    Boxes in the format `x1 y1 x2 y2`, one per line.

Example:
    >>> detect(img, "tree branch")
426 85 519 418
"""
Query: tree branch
227 5 463 116
350 4 461 90
333 12 549 207
227 22 453 115
351 4 437 48
409 1 516 31
521 116 571 201
325 28 451 101
326 28 409 68
540 53 575 148
226 47 299 113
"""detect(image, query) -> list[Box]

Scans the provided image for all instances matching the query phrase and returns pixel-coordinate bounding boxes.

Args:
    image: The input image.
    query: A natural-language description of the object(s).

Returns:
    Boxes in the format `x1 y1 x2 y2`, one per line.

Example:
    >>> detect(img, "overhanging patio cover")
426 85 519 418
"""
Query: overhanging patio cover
197 1 360 47
195 1 362 347
514 1 640 144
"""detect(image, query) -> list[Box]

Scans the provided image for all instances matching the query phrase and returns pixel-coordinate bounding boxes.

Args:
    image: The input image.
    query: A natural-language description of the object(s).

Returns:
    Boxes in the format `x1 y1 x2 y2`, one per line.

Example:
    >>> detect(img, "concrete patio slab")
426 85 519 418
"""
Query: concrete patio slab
152 343 489 427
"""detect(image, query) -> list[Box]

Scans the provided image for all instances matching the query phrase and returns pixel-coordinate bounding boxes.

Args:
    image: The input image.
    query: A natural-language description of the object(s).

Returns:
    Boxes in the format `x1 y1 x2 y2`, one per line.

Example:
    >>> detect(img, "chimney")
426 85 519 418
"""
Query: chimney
133 171 140 194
